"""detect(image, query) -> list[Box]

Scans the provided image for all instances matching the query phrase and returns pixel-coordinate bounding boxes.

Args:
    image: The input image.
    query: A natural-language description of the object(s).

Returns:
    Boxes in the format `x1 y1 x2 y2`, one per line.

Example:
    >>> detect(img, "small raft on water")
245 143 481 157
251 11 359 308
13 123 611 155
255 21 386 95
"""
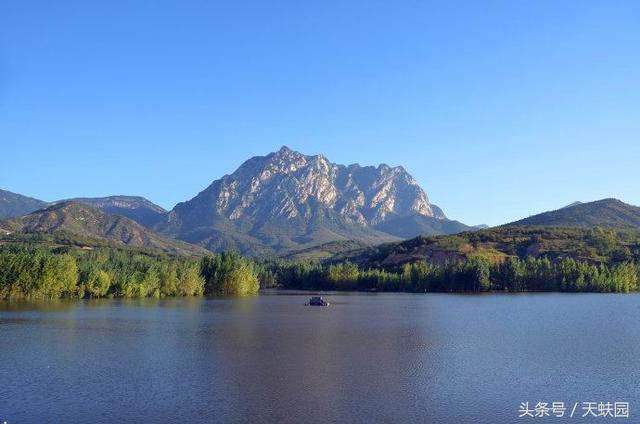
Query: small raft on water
306 296 330 306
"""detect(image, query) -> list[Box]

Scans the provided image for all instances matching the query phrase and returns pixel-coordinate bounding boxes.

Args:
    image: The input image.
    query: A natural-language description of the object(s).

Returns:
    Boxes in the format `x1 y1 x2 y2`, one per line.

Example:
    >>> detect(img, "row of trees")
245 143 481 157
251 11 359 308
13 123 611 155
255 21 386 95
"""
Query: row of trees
0 246 260 300
270 256 640 293
2 244 638 299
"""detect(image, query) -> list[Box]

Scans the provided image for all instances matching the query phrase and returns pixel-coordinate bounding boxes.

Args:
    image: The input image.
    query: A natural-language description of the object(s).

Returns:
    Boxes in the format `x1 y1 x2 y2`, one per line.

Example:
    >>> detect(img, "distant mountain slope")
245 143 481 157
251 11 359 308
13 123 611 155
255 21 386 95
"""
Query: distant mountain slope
156 146 471 255
505 199 640 229
0 190 169 229
562 201 583 209
0 201 207 257
160 203 398 257
284 239 370 261
60 196 167 228
430 204 447 219
0 189 48 219
373 214 474 238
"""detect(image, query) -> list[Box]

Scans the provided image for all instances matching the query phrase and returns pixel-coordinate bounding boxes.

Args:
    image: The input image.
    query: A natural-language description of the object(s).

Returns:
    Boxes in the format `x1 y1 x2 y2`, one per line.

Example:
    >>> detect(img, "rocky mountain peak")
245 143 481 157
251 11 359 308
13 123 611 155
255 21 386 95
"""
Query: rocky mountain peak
171 147 436 227
153 147 465 255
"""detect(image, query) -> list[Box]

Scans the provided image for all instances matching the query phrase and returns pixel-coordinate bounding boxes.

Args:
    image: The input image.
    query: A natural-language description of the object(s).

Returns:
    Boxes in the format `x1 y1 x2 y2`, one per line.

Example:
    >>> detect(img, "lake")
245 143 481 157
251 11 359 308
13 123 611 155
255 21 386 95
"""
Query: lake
1 292 639 423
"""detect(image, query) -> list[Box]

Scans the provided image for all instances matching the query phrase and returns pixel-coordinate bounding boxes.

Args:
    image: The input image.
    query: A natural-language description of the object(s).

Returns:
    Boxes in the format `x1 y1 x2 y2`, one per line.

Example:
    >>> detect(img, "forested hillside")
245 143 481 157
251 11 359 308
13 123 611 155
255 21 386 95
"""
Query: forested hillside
337 226 640 268
263 226 640 293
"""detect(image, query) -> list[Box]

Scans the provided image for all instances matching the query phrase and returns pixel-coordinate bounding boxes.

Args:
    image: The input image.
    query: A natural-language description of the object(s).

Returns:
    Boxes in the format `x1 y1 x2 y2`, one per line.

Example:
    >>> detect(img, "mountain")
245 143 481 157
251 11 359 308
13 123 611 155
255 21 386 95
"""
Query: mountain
0 201 207 257
0 190 168 229
0 189 48 219
60 196 167 228
505 199 640 229
156 146 471 255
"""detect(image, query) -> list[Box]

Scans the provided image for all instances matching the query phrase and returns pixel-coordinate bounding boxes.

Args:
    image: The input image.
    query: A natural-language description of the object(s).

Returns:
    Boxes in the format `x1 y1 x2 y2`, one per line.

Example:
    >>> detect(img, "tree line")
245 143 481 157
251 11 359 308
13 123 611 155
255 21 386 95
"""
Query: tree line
0 246 260 300
1 244 639 300
269 256 640 293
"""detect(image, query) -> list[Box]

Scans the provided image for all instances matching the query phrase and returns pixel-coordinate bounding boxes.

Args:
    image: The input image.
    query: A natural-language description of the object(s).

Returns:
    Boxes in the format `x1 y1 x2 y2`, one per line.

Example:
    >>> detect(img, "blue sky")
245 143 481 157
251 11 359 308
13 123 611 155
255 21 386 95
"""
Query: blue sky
1 0 639 226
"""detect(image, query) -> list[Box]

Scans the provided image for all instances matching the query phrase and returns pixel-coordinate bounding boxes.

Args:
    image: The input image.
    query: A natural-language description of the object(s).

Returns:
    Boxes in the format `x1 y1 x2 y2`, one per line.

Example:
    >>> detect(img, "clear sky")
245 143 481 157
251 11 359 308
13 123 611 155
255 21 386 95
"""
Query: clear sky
1 1 639 226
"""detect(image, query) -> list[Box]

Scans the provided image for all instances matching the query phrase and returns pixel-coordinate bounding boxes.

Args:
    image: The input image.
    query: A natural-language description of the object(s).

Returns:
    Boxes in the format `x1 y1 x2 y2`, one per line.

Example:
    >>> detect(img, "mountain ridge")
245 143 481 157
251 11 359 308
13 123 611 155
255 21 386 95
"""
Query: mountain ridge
504 198 640 229
58 196 167 228
0 189 48 219
0 201 208 257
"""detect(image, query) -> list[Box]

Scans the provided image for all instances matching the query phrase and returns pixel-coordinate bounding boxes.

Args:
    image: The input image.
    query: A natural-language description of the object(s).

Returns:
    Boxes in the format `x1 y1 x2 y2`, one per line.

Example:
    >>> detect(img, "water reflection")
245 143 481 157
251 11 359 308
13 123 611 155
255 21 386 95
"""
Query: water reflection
0 298 78 313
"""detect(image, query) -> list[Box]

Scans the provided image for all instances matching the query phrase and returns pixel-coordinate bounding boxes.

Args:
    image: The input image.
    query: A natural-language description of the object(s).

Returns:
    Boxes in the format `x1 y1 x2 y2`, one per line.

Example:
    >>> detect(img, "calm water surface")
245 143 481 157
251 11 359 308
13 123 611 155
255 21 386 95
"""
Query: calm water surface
1 292 639 423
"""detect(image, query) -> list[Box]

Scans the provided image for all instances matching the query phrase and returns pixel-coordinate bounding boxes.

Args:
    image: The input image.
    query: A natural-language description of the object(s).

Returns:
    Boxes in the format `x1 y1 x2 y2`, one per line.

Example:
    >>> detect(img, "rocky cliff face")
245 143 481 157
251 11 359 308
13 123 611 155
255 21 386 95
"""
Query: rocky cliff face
158 146 458 255
171 146 434 226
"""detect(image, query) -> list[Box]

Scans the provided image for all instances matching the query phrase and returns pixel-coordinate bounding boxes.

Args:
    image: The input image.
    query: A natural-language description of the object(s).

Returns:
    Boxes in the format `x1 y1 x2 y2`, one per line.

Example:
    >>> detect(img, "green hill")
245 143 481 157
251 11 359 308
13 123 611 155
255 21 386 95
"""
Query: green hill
0 201 208 257
504 199 640 229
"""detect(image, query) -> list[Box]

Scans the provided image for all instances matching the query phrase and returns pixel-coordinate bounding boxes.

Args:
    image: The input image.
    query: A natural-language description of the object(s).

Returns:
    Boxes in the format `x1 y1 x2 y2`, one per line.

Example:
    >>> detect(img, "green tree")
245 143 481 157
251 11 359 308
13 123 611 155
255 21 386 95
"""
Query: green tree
85 269 112 297
160 262 179 296
39 254 78 298
177 262 205 296
327 262 359 289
